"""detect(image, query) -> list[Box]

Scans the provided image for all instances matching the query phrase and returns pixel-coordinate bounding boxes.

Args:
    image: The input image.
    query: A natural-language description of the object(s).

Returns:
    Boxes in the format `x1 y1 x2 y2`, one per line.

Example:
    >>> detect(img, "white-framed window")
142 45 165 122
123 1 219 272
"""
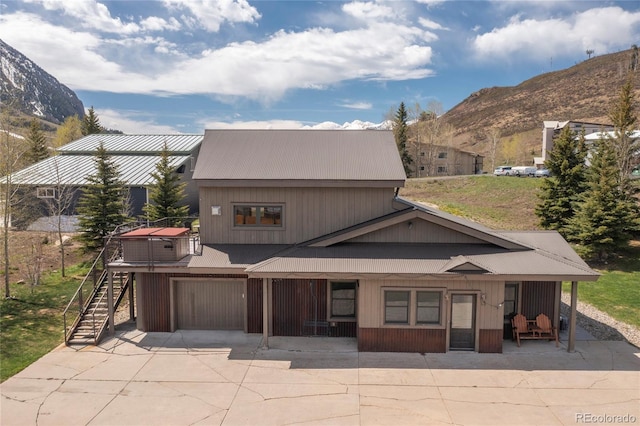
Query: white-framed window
233 204 283 227
383 288 443 326
36 187 55 198
330 281 357 319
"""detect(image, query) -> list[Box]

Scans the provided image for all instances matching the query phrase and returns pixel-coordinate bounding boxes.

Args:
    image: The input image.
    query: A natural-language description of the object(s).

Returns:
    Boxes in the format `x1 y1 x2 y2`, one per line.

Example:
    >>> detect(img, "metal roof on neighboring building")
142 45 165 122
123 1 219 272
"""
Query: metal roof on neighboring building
58 134 203 155
193 129 406 186
9 154 189 186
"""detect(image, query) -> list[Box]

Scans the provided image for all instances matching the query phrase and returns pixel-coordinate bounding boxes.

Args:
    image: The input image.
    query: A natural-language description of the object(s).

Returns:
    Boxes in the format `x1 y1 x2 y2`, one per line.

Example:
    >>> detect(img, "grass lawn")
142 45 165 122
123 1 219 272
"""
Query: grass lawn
564 247 640 329
0 263 90 382
401 175 543 230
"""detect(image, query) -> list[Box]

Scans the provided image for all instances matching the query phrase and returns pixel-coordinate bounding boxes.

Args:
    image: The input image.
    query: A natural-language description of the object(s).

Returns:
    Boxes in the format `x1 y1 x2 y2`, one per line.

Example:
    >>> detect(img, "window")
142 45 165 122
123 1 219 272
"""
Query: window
234 205 282 227
330 281 356 318
416 291 441 324
384 289 443 326
438 152 447 159
504 283 518 317
437 166 447 173
36 187 55 198
385 291 410 324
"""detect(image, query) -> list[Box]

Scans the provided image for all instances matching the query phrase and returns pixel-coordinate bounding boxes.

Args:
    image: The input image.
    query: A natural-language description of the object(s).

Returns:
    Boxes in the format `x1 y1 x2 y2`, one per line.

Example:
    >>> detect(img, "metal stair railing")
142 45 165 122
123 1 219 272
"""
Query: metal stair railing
62 217 200 345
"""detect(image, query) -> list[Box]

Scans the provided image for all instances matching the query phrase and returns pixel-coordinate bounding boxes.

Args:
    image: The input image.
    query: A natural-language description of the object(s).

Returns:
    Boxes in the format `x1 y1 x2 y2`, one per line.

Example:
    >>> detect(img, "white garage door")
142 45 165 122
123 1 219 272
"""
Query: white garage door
175 280 244 330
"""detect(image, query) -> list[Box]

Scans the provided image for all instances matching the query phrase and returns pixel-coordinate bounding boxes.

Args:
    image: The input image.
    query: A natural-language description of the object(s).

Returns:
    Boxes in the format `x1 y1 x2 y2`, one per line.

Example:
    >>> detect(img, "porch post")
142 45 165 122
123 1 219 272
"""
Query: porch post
128 272 135 321
108 270 115 336
262 278 269 349
568 281 578 352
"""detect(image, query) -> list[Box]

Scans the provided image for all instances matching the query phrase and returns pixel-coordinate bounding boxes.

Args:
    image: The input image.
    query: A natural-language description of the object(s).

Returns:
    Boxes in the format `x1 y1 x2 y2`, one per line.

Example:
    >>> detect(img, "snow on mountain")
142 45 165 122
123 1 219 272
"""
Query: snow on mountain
0 38 85 124
305 119 393 130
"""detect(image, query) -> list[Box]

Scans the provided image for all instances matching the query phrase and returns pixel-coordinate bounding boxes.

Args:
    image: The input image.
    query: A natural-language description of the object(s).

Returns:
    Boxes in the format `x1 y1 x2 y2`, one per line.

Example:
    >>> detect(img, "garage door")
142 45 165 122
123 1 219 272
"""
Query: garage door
175 280 245 330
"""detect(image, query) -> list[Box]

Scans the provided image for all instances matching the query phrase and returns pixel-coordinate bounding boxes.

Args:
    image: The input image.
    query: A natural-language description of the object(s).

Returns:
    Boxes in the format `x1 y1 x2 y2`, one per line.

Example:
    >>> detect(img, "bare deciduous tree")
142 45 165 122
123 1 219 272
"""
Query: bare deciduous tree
486 127 502 171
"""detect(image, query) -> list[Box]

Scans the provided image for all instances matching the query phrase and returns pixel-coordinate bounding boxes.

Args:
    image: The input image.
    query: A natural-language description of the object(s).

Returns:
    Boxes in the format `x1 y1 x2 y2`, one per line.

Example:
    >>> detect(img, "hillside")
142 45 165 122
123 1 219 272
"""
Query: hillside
0 39 84 126
443 48 640 160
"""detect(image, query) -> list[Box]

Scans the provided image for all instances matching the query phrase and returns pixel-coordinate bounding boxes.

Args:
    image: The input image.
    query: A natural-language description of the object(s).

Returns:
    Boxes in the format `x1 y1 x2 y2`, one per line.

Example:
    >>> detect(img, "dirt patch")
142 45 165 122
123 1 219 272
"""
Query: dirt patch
0 230 92 286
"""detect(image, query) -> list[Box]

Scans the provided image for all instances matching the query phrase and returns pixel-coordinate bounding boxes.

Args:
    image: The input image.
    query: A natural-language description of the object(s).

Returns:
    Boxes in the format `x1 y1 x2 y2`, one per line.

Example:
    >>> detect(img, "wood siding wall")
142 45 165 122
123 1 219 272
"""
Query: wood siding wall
478 329 503 353
350 220 486 244
272 279 327 336
247 278 263 333
521 281 557 321
358 328 446 352
198 187 396 244
358 279 505 330
138 273 171 332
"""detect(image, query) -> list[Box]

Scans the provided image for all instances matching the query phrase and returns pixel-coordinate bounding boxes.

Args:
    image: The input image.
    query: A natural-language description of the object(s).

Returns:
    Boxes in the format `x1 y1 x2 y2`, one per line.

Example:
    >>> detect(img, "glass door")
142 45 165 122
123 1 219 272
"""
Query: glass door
449 294 476 350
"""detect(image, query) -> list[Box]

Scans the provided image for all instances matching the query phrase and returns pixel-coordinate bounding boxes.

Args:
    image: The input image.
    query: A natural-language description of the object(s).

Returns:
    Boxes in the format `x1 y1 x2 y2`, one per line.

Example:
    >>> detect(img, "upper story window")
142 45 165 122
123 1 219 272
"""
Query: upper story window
438 152 447 159
234 205 282 227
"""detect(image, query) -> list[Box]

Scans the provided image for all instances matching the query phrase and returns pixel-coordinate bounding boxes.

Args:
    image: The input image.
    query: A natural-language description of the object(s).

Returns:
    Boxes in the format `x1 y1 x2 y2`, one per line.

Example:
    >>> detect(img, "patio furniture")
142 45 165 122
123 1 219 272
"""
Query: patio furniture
532 313 559 347
511 314 534 347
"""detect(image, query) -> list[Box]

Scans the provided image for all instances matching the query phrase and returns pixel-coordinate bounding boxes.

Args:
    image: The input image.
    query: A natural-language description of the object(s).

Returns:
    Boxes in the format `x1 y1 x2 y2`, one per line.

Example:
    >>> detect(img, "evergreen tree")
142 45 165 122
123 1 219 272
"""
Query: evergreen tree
82 106 103 136
143 142 189 226
567 138 640 261
393 102 413 177
607 77 638 192
26 118 49 164
535 126 588 236
77 143 130 250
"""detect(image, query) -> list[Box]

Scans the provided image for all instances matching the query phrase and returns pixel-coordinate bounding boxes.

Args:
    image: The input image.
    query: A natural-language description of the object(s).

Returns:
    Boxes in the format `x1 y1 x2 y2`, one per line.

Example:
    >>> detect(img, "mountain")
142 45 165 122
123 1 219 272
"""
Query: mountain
0 38 84 124
442 48 640 157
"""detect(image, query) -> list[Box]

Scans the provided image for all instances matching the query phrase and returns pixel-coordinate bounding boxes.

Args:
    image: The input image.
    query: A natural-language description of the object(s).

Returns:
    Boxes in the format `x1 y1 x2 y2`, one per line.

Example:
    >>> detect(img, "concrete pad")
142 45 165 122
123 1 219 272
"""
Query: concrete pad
2 329 639 426
359 385 450 425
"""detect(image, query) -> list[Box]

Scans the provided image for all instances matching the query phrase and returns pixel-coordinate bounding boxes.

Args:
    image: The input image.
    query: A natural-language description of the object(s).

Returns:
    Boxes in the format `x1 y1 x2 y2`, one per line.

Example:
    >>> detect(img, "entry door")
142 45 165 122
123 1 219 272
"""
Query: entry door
449 294 476 350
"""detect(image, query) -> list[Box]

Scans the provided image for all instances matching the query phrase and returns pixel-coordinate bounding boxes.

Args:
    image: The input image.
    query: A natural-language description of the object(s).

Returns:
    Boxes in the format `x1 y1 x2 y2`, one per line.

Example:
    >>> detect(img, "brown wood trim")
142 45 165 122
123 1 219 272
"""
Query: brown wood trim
358 328 446 353
478 329 502 353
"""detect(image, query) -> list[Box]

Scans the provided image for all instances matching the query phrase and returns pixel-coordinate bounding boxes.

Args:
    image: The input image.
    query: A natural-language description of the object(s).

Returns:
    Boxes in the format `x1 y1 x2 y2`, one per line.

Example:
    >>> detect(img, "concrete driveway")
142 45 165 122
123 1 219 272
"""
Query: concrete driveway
2 324 639 426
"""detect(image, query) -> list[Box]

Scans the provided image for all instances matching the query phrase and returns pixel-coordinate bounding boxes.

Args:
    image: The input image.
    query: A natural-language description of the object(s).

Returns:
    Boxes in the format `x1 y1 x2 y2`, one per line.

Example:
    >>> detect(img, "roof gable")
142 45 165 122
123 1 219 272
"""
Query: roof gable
193 129 406 187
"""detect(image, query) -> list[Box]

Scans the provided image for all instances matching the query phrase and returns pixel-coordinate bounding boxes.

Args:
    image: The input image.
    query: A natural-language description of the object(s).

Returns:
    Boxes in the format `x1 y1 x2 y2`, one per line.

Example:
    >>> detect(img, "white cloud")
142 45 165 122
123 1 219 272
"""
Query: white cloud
140 16 182 32
419 17 447 31
162 0 261 32
342 2 397 22
202 119 307 129
99 109 180 134
24 0 141 34
340 101 373 110
472 6 640 61
1 2 436 102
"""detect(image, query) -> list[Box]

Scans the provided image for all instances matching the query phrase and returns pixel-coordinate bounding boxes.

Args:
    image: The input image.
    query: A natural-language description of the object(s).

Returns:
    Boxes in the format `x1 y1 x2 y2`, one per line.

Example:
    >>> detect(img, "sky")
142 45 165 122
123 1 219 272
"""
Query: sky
1 0 639 134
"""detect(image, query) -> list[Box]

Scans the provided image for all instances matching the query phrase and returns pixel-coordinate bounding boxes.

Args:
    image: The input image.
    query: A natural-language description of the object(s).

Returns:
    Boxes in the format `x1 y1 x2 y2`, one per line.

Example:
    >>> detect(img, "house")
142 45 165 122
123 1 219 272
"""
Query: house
414 145 483 177
7 133 203 219
536 120 613 167
106 129 599 353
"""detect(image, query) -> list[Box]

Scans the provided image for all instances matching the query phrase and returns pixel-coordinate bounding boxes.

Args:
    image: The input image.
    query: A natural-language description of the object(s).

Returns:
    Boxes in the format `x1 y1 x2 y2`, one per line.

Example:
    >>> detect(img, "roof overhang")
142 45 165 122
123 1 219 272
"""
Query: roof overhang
196 179 405 188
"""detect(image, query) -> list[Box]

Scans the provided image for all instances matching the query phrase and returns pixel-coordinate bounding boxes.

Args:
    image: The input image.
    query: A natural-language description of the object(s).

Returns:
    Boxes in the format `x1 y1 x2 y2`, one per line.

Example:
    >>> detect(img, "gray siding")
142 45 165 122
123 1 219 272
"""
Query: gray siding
199 187 397 244
349 219 486 244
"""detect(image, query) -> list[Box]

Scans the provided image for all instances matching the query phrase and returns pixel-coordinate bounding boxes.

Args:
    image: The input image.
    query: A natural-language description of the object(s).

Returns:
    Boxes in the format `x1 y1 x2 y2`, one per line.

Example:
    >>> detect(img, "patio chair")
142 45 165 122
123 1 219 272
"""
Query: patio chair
533 313 559 347
511 314 533 347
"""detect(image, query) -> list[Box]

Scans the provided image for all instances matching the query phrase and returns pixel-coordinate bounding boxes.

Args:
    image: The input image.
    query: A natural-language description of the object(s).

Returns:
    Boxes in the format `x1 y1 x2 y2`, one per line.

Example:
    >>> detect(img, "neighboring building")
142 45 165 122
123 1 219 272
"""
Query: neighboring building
536 120 613 167
414 145 483 177
106 130 598 353
7 134 203 218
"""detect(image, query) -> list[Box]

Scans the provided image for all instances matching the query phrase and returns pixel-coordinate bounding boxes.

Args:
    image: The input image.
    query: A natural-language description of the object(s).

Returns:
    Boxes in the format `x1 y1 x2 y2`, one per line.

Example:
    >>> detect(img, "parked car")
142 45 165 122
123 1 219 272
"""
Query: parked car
512 166 537 177
535 168 551 177
493 166 513 176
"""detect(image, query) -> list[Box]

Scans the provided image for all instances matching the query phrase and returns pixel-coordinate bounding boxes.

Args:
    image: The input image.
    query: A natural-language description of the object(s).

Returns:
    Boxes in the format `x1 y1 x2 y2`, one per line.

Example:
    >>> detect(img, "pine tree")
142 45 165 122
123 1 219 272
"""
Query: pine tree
535 125 588 236
26 118 49 164
393 102 413 177
143 142 189 226
82 106 103 136
567 138 640 261
77 143 130 250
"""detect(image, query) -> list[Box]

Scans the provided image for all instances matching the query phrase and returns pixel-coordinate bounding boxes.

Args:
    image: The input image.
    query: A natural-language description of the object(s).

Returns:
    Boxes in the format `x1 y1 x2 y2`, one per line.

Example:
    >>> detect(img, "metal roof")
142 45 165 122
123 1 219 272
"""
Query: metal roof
193 129 406 186
9 154 189 186
58 134 203 155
